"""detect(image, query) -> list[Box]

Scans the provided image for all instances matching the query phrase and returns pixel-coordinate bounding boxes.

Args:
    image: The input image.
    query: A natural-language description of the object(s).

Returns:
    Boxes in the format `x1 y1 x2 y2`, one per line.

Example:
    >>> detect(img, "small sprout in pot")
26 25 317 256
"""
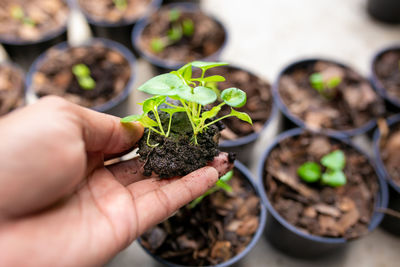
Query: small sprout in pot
72 64 96 90
150 8 196 53
113 0 128 11
309 72 342 100
10 5 36 27
297 149 347 187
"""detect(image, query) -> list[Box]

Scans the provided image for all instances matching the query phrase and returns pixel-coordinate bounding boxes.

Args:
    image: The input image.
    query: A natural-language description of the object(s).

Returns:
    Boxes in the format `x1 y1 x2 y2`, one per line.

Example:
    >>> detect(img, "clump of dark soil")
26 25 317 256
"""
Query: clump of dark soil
196 66 272 140
78 0 152 23
138 109 223 178
263 133 379 239
31 42 131 108
141 169 261 266
0 0 69 43
278 61 384 131
0 63 24 116
139 6 226 62
380 121 400 187
373 49 400 102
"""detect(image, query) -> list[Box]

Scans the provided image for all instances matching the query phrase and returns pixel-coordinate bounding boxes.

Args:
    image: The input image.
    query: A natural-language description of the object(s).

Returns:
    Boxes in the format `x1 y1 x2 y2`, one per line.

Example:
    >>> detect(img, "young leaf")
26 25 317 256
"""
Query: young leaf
177 86 217 106
221 88 247 108
220 170 233 182
182 18 194 36
72 64 91 77
297 162 321 183
140 115 159 127
321 150 345 171
215 179 232 192
78 76 96 90
160 107 186 115
177 62 192 81
326 76 342 89
150 38 165 53
192 61 229 71
113 0 127 10
193 75 226 83
321 170 346 187
201 105 222 122
229 109 252 124
137 73 185 96
141 95 167 113
167 26 182 42
310 72 324 91
121 114 143 123
169 8 181 22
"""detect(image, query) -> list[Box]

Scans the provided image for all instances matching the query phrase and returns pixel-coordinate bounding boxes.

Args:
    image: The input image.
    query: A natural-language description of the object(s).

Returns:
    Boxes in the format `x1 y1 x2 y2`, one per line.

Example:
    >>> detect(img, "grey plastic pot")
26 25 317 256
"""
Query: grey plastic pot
273 58 380 138
258 128 389 258
132 2 228 72
138 161 267 267
373 114 400 235
25 38 136 116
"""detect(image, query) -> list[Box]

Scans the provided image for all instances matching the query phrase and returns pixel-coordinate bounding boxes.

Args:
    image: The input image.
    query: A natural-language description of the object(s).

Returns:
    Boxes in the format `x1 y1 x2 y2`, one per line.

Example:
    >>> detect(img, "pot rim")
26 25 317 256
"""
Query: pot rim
25 37 137 112
138 160 267 267
370 44 400 108
257 127 389 244
373 114 400 194
131 2 228 70
272 57 379 137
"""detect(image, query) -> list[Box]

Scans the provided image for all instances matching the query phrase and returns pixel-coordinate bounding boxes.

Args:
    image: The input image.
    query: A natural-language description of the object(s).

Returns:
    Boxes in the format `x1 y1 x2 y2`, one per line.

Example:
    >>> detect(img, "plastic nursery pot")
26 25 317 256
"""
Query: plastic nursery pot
212 65 279 165
138 161 267 267
370 45 400 112
132 3 228 72
258 128 389 258
26 38 136 116
0 62 25 116
78 0 162 52
0 0 69 70
273 58 383 137
373 114 400 235
367 0 400 24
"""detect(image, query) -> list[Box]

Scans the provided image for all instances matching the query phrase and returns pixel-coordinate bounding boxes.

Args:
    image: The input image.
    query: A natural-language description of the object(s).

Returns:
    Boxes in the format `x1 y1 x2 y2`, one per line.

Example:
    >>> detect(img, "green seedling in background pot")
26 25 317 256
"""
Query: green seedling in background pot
10 5 36 27
189 170 234 209
297 149 346 187
121 61 252 146
72 64 96 90
309 72 342 100
113 0 128 11
150 8 195 53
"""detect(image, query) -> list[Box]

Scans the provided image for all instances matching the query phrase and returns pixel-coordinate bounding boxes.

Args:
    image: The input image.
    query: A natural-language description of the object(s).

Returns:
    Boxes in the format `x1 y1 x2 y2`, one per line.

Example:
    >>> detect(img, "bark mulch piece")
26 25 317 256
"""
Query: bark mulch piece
379 121 400 187
0 63 24 116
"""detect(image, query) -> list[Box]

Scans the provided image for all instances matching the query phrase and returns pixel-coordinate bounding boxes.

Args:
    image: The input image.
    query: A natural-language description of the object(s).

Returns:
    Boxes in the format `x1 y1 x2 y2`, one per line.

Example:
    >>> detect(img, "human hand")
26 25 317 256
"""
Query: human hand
0 96 233 267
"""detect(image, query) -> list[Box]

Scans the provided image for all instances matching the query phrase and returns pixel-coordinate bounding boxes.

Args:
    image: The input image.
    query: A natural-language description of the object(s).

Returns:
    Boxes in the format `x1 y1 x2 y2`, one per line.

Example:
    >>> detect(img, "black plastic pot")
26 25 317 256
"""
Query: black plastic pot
132 3 228 72
258 128 389 258
273 58 380 137
367 0 400 24
25 38 136 116
79 0 162 52
373 114 400 235
370 45 400 112
138 160 267 267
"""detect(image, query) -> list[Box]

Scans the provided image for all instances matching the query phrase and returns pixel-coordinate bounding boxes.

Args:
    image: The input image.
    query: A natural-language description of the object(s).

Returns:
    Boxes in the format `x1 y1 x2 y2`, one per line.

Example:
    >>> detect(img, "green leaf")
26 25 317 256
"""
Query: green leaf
160 107 185 115
193 75 226 83
201 105 222 121
177 62 192 81
321 170 347 187
297 162 321 183
215 180 232 192
229 109 252 124
192 61 229 71
220 170 233 183
140 115 159 127
10 6 24 20
113 0 127 10
182 18 194 36
221 88 247 108
167 26 182 42
121 114 143 123
327 76 342 89
169 8 181 22
137 73 185 96
150 38 165 53
177 86 217 106
78 77 96 90
142 95 166 113
321 150 346 171
72 64 91 77
310 72 324 91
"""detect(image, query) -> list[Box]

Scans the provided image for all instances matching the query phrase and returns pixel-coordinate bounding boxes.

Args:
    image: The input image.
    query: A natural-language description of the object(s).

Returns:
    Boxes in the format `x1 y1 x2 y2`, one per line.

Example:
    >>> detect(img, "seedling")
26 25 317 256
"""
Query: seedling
189 170 233 209
309 72 342 99
150 8 195 53
10 5 36 27
113 0 127 11
121 61 252 146
72 64 96 90
297 150 346 187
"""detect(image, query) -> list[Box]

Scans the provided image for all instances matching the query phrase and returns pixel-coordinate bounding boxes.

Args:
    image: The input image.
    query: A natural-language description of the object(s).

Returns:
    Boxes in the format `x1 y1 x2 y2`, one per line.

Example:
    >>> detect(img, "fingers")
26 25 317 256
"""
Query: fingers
132 166 219 235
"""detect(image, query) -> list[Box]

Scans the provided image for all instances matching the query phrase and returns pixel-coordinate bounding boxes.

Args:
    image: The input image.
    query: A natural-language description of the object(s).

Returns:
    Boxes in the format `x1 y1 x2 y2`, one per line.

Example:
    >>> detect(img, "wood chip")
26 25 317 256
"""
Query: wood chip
338 197 356 212
236 216 259 236
210 241 232 261
304 206 317 218
337 208 360 235
314 203 341 218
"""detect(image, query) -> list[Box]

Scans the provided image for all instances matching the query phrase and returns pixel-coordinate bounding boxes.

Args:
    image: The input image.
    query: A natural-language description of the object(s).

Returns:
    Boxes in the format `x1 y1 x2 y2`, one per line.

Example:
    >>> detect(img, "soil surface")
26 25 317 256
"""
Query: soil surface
263 133 379 239
32 42 131 108
278 61 384 132
0 0 68 42
139 6 226 63
141 169 261 266
374 49 400 103
379 121 400 187
0 63 24 116
198 66 272 141
79 0 151 23
138 108 224 178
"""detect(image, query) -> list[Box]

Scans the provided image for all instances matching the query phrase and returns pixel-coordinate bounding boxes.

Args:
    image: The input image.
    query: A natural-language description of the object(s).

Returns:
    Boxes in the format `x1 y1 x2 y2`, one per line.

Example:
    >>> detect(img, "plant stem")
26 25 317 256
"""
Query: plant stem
152 108 165 136
166 113 173 137
202 114 232 129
